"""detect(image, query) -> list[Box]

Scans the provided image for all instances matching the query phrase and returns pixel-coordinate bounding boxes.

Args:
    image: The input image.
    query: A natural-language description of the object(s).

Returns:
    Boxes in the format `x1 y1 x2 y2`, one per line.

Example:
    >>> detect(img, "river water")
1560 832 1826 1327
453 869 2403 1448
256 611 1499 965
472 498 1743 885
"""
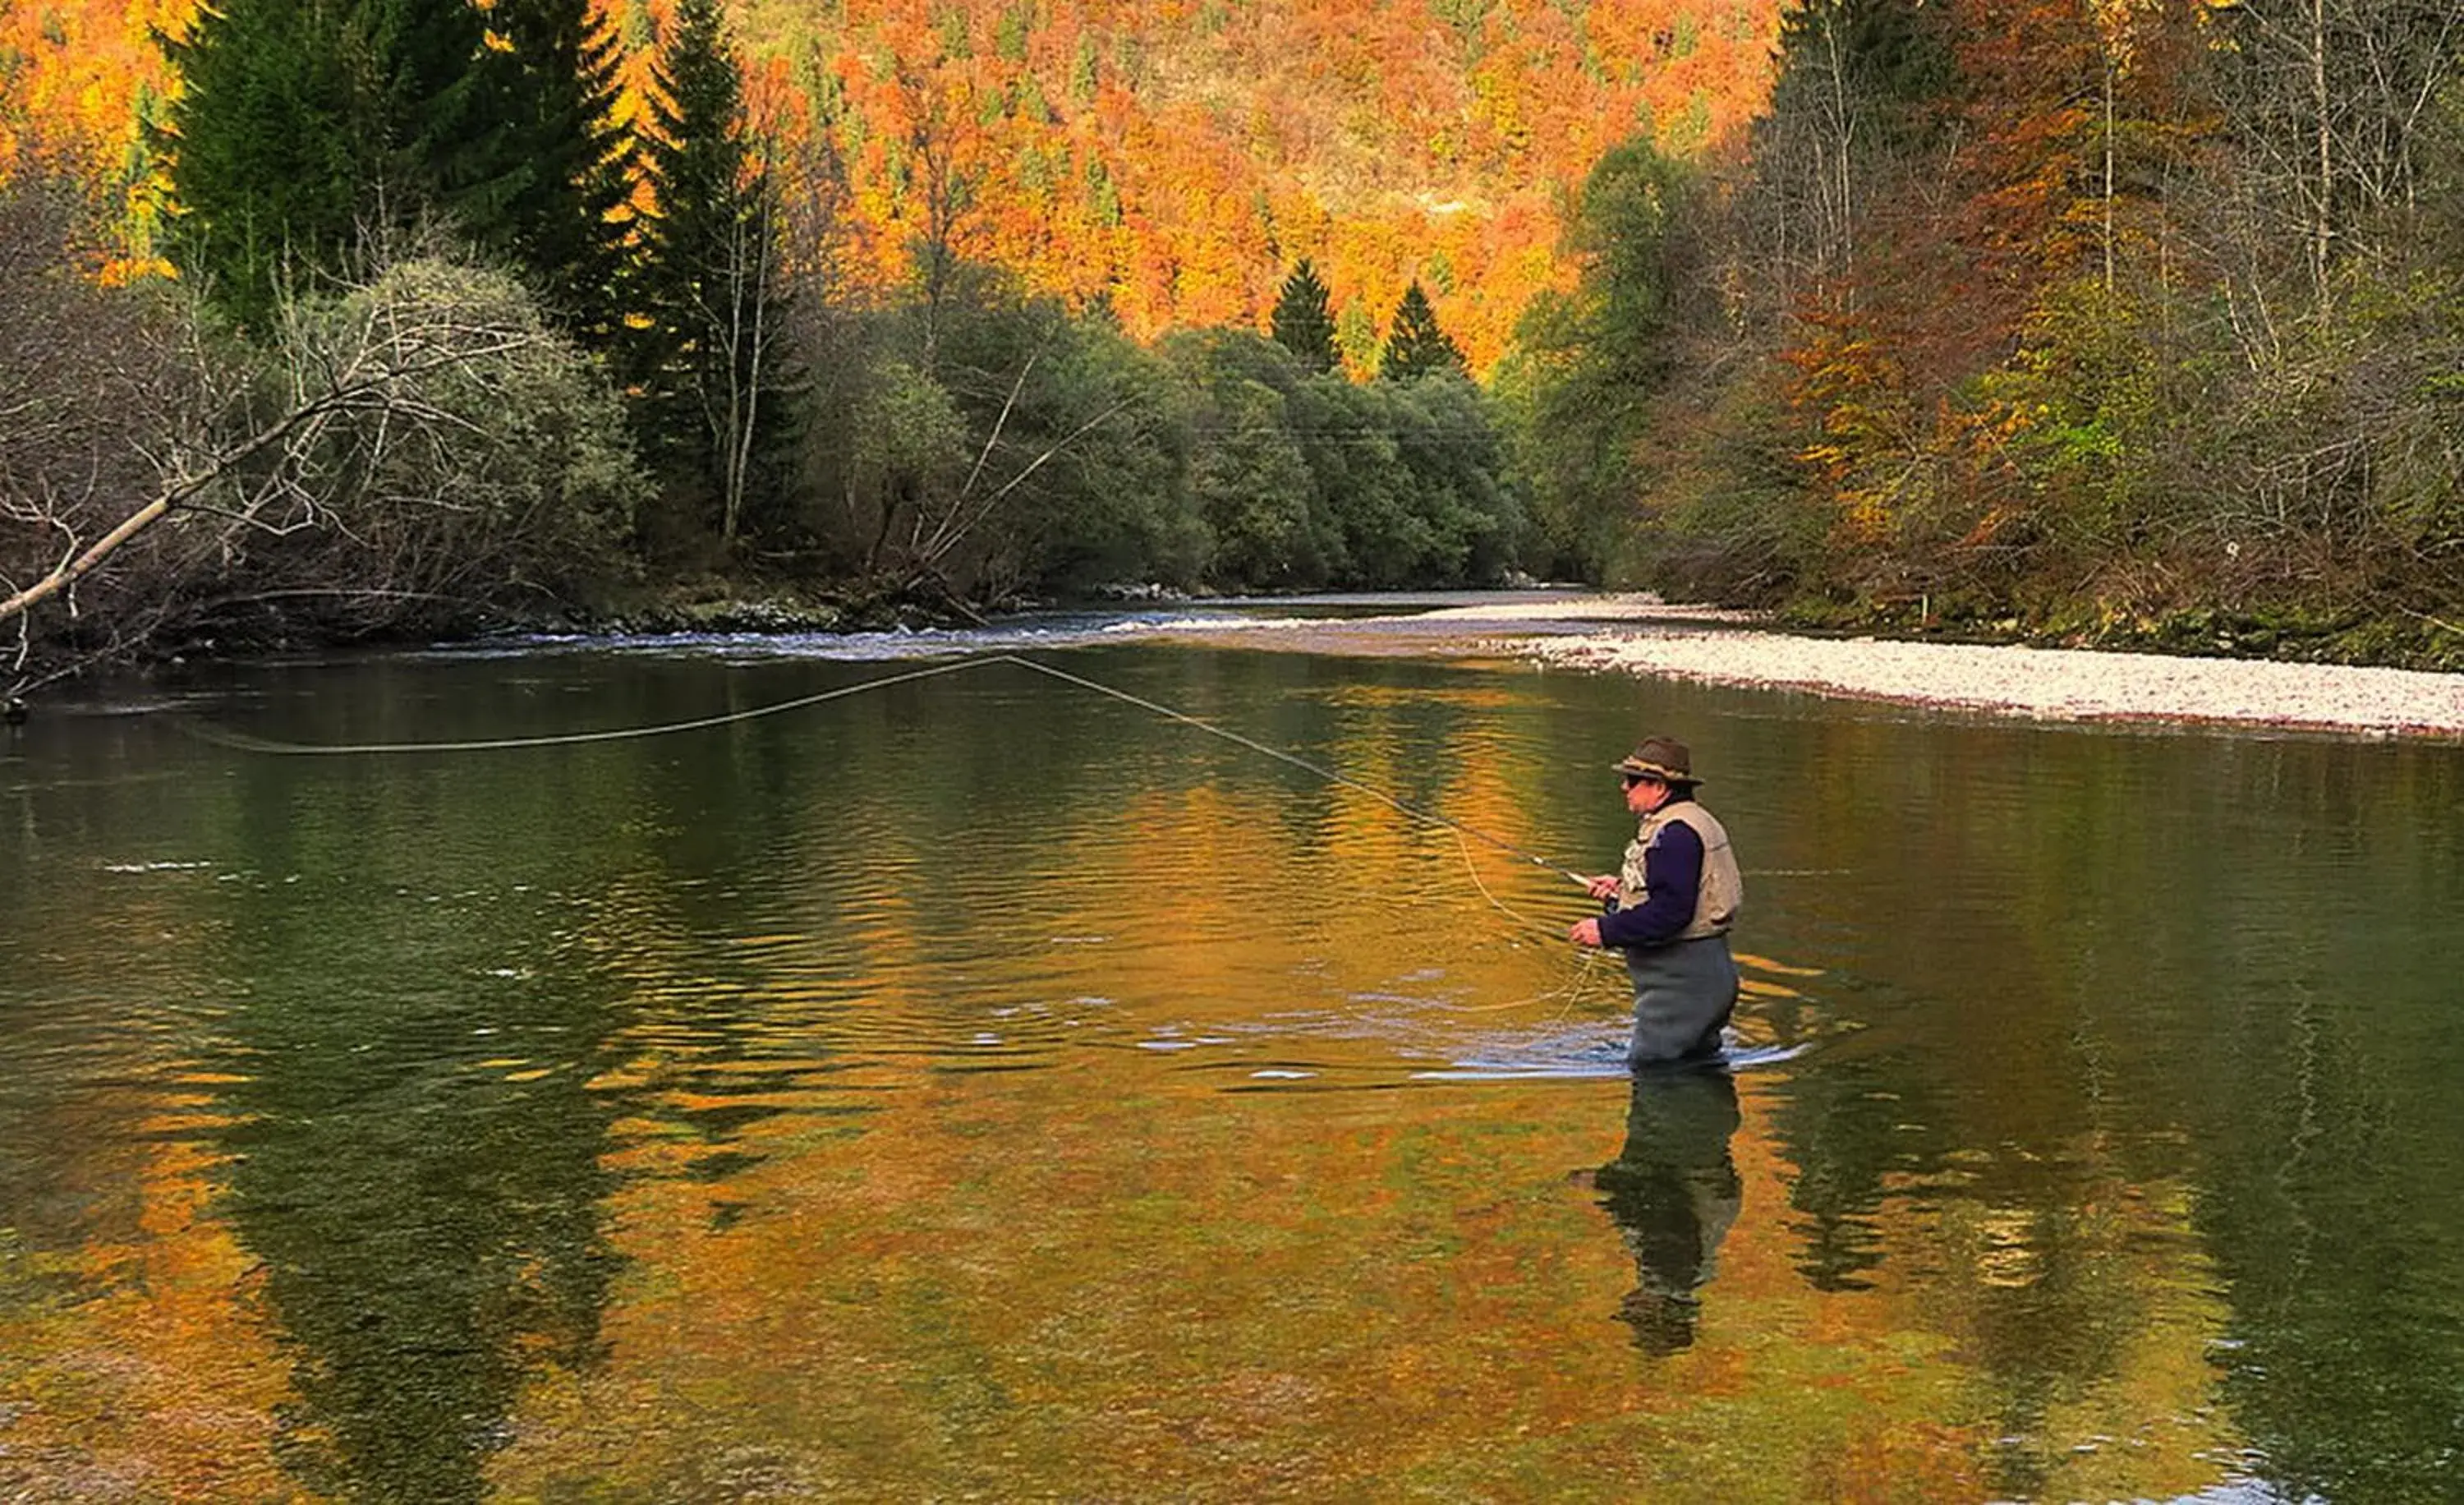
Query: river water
3 602 2459 1501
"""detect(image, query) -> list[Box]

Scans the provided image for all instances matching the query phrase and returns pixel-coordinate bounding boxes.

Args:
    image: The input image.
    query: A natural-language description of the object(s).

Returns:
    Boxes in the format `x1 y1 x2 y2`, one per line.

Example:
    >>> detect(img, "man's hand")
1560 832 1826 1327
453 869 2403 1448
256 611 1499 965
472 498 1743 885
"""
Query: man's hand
1568 917 1604 948
1585 874 1620 902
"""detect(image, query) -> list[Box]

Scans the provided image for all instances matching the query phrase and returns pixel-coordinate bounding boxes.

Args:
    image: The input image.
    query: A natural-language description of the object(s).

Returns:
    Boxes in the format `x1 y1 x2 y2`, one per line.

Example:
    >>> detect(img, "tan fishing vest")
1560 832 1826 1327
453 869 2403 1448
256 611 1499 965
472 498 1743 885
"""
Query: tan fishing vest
1617 800 1744 941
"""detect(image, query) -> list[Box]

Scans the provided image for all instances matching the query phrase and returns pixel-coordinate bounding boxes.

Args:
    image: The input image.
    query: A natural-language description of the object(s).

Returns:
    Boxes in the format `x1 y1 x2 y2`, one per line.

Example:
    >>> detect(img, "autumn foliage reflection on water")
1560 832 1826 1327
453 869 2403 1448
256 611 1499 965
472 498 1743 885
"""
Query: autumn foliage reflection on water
3 640 2460 1500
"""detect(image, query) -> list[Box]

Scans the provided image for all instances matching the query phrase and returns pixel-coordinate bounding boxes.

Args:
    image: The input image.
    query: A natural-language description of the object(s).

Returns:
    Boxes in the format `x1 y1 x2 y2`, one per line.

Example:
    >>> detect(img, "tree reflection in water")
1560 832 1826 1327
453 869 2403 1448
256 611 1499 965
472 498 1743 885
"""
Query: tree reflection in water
1592 1065 1741 1355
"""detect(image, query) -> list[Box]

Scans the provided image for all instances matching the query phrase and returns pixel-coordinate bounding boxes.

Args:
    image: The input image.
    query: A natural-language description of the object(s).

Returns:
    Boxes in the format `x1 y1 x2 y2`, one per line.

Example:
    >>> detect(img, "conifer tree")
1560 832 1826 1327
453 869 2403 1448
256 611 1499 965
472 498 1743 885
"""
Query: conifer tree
1767 0 1954 143
159 0 508 329
1270 258 1340 373
485 0 633 344
1751 0 1955 281
635 0 791 545
352 0 509 212
156 0 361 327
1378 280 1466 380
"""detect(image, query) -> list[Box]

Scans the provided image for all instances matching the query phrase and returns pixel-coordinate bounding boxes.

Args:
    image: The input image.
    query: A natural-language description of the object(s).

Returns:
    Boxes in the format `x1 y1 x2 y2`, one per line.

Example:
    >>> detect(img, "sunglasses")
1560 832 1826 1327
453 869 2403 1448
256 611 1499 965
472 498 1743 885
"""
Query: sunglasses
1621 772 1663 789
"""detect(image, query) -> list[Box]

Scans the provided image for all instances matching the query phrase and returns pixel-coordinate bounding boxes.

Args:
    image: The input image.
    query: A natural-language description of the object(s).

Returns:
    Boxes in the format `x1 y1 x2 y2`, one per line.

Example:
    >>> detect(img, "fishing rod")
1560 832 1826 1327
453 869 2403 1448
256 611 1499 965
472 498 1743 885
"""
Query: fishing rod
187 648 1597 891
988 653 1595 890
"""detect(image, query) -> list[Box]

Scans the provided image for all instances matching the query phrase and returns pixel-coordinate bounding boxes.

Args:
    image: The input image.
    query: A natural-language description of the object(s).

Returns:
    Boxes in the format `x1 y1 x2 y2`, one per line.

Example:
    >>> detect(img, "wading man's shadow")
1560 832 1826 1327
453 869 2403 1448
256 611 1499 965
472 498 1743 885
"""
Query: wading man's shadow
1592 1065 1742 1355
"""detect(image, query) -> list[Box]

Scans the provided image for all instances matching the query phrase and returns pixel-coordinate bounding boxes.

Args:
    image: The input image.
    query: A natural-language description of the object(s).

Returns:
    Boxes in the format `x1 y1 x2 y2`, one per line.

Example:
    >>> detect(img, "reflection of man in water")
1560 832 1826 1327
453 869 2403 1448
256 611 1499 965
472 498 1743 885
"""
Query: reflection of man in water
1593 1066 1743 1355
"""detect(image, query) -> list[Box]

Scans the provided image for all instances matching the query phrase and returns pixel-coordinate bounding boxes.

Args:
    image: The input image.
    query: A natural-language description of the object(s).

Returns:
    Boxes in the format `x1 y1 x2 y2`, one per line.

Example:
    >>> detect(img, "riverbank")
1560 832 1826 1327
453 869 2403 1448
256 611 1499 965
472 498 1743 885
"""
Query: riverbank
25 586 2460 741
1451 598 2464 739
589 589 2464 739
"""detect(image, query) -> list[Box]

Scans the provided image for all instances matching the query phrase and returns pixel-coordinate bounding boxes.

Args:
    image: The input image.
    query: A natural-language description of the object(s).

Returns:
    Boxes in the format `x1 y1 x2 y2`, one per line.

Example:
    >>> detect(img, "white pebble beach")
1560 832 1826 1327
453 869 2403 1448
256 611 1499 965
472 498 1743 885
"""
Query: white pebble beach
1476 597 2464 739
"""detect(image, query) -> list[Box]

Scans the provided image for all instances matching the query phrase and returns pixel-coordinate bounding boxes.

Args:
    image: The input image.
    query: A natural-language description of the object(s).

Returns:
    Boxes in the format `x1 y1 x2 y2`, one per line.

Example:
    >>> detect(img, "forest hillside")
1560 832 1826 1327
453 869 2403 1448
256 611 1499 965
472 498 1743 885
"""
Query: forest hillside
1 0 1786 367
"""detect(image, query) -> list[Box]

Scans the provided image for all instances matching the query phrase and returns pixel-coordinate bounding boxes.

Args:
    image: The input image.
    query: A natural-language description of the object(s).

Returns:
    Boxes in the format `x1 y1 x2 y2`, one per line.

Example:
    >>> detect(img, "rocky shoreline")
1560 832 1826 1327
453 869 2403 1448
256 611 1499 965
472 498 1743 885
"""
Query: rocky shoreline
397 588 2464 742
1491 610 2464 739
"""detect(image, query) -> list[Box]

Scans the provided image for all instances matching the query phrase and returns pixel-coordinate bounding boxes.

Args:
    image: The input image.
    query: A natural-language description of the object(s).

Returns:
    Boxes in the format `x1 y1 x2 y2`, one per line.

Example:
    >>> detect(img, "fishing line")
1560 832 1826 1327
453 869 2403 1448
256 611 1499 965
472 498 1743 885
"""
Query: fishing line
188 647 1611 991
1448 825 1558 938
991 654 1620 1022
999 674 1616 1018
995 653 1595 889
1431 826 1612 1018
187 640 1616 1019
200 647 1597 892
181 654 1003 755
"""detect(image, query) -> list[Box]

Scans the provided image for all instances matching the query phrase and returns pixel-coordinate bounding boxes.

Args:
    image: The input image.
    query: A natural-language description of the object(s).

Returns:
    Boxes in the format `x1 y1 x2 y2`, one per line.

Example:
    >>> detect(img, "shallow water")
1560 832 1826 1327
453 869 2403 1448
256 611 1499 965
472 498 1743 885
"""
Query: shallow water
3 608 2460 1501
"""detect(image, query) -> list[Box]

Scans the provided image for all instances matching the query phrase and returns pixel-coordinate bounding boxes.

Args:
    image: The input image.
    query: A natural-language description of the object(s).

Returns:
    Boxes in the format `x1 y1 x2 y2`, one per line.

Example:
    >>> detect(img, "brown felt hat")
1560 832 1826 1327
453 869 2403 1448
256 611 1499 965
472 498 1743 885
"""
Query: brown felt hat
1611 735 1700 785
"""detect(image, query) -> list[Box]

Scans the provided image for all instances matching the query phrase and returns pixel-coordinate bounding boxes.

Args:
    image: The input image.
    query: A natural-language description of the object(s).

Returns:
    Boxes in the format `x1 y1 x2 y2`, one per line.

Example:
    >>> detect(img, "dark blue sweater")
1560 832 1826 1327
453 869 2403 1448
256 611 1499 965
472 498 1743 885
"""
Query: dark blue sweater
1598 818 1704 950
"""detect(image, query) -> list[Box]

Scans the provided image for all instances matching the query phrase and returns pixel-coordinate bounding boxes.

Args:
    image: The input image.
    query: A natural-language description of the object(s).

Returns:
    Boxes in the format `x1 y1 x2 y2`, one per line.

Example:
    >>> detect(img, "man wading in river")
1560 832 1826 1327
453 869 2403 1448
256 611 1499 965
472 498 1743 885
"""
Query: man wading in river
1568 737 1744 1065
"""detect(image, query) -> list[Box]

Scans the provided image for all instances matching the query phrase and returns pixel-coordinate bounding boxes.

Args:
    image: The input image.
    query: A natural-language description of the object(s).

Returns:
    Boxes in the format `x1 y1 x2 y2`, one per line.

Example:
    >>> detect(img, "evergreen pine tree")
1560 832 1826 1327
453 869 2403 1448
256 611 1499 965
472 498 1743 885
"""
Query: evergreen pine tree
485 0 633 344
1269 258 1340 373
1378 280 1466 381
1764 0 1955 157
349 0 508 214
157 0 363 328
159 0 510 329
635 0 792 545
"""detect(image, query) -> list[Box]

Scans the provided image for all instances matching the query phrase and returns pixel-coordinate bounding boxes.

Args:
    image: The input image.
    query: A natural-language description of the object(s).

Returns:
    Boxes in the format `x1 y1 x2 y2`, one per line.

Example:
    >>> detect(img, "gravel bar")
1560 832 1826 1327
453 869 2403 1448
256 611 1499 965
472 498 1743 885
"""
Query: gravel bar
1512 627 2464 739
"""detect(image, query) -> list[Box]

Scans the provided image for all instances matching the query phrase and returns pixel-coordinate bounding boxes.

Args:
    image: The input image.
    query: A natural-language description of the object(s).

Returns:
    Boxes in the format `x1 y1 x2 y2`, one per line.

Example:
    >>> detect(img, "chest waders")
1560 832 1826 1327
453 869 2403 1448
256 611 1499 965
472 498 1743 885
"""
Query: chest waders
1615 802 1744 1065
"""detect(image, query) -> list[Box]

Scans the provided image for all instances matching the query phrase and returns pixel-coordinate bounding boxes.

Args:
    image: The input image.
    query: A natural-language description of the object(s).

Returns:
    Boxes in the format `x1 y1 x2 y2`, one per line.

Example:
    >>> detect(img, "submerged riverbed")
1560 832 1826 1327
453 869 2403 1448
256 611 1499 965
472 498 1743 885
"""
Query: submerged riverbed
4 601 2461 1501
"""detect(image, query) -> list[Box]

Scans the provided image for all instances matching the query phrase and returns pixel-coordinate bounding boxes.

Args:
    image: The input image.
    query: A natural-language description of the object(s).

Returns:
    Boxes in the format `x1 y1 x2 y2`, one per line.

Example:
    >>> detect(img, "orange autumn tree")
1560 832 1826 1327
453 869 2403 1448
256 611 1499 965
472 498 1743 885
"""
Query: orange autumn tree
1956 0 2223 567
1767 0 2222 601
